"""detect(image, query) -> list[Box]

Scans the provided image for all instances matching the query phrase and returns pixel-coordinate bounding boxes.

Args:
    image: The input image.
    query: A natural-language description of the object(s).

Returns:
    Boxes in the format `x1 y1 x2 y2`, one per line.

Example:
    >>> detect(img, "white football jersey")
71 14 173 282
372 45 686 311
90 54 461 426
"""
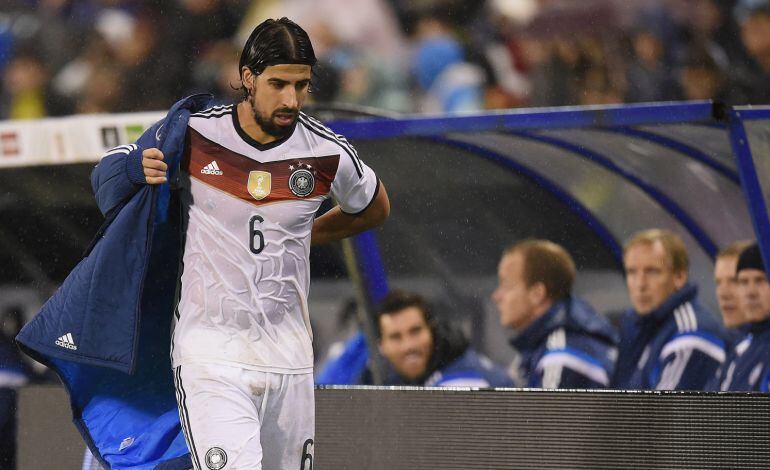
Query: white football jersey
171 104 379 373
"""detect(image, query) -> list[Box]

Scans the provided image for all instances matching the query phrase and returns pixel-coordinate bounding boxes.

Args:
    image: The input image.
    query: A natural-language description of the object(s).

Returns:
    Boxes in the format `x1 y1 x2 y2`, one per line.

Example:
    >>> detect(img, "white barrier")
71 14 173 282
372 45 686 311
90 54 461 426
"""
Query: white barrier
0 112 164 168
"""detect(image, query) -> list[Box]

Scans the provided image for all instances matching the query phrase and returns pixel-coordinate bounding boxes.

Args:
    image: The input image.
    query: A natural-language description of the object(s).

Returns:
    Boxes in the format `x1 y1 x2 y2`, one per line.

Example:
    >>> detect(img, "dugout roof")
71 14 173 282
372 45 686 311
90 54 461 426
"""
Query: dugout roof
322 101 768 358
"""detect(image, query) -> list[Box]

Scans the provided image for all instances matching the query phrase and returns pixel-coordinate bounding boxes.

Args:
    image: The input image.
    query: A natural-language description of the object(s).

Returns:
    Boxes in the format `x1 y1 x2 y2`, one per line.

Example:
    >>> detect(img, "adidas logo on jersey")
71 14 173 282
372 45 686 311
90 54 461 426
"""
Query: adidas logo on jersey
55 332 78 350
201 161 223 175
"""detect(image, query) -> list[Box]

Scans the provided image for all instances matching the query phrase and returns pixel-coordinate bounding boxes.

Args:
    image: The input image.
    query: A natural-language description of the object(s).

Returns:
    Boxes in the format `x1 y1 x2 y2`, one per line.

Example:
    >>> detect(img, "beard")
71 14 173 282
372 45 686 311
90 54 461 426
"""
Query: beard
249 93 298 138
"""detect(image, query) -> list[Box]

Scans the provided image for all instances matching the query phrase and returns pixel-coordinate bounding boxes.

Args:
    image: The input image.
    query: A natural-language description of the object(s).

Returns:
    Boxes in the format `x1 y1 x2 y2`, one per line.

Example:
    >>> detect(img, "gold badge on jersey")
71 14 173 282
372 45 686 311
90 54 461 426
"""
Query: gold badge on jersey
248 171 271 200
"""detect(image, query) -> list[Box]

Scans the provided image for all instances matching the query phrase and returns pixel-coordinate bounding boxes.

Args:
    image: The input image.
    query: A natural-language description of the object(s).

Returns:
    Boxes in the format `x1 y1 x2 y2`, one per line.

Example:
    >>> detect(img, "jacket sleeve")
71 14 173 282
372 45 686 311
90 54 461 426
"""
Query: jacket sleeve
535 347 613 389
652 331 726 390
90 120 164 216
315 332 369 385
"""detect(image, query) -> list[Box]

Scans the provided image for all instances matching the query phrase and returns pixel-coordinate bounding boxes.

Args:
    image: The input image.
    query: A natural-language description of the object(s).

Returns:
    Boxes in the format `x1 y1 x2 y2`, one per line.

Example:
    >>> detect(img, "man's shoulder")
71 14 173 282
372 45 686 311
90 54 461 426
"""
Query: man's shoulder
189 103 235 120
563 298 618 345
654 304 728 363
296 112 356 152
434 349 512 387
663 298 724 337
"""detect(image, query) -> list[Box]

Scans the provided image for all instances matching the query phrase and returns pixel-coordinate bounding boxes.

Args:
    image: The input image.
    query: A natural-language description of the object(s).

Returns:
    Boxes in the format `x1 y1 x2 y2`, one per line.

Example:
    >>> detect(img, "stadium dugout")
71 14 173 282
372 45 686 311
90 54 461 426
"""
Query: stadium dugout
4 101 770 468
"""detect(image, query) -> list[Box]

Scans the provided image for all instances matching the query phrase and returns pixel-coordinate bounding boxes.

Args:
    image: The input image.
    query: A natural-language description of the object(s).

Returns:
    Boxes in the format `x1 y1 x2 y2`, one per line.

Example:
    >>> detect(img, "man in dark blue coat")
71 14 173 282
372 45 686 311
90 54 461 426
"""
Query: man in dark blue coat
492 240 618 389
714 241 753 346
613 229 728 390
375 291 513 387
719 243 770 391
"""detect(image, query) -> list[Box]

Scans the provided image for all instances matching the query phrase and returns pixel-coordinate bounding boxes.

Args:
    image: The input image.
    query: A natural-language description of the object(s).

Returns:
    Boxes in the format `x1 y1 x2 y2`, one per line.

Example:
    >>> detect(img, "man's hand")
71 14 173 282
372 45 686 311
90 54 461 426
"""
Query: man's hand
142 148 167 185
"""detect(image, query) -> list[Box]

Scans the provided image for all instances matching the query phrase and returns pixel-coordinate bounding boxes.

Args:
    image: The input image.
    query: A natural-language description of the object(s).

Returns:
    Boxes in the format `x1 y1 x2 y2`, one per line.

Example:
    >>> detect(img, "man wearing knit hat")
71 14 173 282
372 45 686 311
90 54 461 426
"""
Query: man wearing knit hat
719 243 770 391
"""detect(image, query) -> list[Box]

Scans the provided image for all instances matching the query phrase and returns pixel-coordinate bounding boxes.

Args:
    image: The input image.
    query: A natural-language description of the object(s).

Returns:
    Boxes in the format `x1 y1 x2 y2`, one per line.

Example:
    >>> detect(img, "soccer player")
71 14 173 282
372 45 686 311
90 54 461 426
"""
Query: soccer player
491 240 618 388
17 17 388 470
613 229 728 390
138 18 389 469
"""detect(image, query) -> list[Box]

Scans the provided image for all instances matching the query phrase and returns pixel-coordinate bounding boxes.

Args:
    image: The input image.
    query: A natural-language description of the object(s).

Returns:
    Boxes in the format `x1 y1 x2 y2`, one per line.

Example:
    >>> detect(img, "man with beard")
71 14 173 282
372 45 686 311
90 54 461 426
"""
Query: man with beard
19 17 389 470
362 290 512 387
162 18 389 469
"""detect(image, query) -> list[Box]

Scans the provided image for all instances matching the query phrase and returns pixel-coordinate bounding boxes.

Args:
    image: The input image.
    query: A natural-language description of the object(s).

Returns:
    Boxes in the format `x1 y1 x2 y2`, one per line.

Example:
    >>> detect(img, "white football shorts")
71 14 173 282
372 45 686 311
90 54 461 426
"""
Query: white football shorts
173 363 315 470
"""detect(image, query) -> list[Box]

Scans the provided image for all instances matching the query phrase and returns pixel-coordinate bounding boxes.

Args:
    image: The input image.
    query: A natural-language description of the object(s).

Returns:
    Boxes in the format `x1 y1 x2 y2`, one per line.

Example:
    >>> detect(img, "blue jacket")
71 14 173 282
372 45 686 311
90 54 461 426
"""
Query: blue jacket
510 296 618 389
704 324 751 391
612 284 728 390
16 94 214 469
421 348 514 388
719 320 770 391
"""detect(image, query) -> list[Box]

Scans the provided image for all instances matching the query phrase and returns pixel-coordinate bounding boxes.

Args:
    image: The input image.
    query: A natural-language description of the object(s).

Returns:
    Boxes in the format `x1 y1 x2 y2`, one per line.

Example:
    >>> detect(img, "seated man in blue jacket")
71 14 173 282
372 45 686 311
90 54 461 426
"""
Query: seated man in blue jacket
375 291 513 387
613 229 728 390
492 239 618 388
714 241 753 346
319 291 513 387
719 243 770 391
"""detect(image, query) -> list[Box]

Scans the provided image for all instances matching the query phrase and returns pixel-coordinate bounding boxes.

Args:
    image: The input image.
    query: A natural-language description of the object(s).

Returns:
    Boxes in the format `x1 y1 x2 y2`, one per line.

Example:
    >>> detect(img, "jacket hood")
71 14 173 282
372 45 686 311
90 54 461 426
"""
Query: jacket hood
511 296 618 351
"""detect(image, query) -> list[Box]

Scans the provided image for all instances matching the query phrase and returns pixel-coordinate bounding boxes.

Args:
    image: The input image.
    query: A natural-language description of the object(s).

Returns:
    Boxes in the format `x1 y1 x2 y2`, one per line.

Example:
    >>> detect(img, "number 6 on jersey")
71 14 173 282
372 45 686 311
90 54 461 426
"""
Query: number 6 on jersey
249 215 265 254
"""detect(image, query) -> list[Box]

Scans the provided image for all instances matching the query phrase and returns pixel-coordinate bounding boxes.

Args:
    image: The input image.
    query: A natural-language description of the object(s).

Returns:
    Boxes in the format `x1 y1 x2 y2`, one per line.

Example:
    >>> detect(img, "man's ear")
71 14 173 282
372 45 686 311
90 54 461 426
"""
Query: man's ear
528 282 547 306
242 67 254 91
673 270 688 290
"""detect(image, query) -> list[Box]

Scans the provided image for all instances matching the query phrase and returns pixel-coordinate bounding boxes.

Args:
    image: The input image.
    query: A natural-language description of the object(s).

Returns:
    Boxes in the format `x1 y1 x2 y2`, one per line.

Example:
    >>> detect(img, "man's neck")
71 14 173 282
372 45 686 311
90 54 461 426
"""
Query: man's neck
519 300 555 332
237 101 278 145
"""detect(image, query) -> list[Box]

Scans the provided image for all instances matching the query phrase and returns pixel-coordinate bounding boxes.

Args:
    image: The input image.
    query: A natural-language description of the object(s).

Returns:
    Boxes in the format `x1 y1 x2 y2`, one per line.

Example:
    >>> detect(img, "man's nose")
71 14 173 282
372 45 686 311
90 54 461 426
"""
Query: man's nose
283 87 298 108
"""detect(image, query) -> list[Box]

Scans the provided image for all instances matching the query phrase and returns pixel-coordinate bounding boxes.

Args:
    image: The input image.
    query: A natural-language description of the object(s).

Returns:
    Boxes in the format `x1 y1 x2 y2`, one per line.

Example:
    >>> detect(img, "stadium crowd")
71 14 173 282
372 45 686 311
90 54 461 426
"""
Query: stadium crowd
2 0 770 121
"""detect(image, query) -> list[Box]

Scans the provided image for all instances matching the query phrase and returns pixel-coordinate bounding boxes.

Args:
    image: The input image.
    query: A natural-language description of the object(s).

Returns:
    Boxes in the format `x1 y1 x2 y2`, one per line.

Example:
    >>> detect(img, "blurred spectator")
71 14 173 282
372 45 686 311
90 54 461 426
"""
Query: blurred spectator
527 38 582 107
191 40 242 105
0 50 48 119
470 0 537 109
112 11 178 111
718 243 770 391
734 0 770 103
625 26 681 102
678 46 732 102
410 14 485 113
0 305 31 470
163 0 244 97
50 32 113 115
492 240 618 389
318 291 513 387
613 229 728 390
687 0 738 70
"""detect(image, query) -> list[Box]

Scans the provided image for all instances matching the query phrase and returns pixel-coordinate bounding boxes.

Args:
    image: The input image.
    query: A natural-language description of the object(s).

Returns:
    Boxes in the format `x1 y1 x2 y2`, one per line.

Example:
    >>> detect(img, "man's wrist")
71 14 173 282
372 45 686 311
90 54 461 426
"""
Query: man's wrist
125 147 146 185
